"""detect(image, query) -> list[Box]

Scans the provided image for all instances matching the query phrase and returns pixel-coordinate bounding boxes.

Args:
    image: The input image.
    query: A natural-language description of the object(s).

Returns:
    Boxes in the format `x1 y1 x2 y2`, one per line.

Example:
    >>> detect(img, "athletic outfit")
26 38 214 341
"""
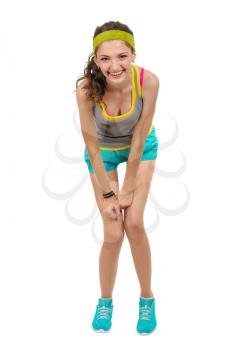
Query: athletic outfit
90 31 158 335
84 63 159 173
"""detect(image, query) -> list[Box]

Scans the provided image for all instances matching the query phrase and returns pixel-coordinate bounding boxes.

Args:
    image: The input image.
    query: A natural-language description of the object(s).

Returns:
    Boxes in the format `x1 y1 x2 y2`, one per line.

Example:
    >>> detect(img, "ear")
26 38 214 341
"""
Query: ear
93 55 98 66
132 52 136 62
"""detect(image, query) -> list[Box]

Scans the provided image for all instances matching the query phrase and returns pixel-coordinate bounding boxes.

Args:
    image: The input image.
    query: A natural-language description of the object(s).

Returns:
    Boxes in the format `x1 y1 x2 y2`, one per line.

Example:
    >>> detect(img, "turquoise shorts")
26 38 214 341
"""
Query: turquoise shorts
84 126 159 174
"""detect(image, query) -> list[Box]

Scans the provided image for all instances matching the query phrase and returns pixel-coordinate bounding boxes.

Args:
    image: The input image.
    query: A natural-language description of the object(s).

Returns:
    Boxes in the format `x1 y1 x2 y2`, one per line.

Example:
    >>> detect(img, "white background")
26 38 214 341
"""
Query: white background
1 0 233 348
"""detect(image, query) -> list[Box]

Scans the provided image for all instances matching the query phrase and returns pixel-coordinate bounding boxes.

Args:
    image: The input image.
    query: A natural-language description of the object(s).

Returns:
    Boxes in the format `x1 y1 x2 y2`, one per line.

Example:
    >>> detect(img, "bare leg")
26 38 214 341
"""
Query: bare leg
99 235 124 299
89 170 125 299
124 160 156 299
127 227 154 298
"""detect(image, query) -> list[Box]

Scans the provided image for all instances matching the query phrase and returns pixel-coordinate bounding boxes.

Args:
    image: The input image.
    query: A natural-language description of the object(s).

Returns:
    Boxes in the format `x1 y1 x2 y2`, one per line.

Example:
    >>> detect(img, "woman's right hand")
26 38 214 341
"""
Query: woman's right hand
102 195 122 220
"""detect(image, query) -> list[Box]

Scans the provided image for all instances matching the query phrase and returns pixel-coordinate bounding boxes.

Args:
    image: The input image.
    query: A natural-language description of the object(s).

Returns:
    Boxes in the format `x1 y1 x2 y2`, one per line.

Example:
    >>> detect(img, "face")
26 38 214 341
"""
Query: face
94 40 136 84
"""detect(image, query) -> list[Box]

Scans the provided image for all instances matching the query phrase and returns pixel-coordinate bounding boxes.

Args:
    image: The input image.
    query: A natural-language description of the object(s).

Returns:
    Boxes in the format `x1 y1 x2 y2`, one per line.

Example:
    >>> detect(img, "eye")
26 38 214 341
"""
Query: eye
100 55 127 61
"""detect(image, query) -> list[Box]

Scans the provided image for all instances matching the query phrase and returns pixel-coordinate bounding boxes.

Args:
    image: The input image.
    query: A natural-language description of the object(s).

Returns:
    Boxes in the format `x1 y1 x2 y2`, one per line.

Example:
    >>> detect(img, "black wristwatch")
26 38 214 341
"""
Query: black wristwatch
102 190 117 199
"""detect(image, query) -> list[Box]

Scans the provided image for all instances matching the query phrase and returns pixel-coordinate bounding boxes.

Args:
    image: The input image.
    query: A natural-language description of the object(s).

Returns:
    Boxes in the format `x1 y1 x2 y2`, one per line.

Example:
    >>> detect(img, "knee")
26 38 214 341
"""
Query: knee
102 216 125 247
103 230 125 248
124 218 144 240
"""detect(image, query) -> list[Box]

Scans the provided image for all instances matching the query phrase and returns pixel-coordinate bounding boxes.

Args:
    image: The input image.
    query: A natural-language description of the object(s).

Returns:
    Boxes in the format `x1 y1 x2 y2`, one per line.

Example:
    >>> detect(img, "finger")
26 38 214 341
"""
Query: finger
112 212 118 220
119 202 124 210
113 206 119 216
118 206 122 216
112 207 117 220
114 208 120 220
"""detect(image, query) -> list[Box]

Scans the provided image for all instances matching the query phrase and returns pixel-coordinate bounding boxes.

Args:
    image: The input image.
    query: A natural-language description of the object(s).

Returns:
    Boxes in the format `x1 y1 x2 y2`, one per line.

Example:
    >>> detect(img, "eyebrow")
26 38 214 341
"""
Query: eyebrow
99 52 129 57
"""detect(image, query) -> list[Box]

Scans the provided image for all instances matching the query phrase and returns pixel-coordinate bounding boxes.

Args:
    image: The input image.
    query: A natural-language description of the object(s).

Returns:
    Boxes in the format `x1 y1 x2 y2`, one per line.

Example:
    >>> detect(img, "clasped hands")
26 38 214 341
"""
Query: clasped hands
117 178 141 209
103 181 139 221
117 189 134 210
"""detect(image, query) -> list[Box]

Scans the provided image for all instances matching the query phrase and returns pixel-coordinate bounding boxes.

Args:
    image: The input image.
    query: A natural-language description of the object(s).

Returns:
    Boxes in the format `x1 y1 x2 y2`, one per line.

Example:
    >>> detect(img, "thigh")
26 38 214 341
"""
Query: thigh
124 159 156 228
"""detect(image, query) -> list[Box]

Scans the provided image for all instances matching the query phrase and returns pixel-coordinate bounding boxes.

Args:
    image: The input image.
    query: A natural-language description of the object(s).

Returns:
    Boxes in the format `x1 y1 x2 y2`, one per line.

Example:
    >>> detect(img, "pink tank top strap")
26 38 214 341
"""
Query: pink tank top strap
140 67 144 87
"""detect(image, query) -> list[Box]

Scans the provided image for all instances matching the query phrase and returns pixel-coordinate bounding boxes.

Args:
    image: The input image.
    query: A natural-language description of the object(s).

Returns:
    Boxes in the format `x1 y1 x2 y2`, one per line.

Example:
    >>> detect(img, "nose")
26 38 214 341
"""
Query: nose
110 60 123 72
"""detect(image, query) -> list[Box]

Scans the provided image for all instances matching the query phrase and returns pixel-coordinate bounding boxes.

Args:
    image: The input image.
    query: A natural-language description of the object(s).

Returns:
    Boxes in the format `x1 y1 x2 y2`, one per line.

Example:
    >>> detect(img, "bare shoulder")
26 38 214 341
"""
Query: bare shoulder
135 65 159 99
76 78 94 107
143 69 159 96
143 68 159 84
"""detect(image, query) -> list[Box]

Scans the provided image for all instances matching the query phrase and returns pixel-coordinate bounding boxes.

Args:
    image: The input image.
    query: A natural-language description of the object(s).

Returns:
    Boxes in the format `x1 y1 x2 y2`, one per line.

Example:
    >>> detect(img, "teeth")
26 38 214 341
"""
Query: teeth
110 71 123 76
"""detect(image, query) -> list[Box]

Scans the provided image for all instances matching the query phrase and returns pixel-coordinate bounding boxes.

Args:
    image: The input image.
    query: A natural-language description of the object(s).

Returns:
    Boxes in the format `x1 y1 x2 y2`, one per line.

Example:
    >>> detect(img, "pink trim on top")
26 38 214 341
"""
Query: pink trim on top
140 67 144 87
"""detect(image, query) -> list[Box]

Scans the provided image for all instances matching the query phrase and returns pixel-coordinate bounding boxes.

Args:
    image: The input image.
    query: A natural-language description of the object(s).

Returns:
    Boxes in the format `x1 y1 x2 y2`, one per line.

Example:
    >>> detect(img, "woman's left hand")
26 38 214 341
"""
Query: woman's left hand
117 190 134 209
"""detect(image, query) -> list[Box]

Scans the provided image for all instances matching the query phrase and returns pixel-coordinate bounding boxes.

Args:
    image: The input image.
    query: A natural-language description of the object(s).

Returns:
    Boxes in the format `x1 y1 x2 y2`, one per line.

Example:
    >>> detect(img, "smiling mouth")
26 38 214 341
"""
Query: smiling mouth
108 70 125 77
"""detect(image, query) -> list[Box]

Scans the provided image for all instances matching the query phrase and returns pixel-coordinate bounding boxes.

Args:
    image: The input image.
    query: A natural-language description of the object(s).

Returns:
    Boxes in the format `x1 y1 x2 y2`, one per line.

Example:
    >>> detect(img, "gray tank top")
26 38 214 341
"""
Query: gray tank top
92 63 153 150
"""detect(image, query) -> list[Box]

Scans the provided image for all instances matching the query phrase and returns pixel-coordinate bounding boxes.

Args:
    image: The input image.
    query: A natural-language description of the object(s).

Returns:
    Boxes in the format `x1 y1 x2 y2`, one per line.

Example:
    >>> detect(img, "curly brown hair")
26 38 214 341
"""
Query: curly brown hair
74 21 135 105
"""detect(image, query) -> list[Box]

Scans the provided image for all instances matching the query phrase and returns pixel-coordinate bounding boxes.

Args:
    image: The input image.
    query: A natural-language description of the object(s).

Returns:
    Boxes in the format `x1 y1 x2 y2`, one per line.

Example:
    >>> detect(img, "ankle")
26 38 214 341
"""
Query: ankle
140 291 154 298
101 295 112 299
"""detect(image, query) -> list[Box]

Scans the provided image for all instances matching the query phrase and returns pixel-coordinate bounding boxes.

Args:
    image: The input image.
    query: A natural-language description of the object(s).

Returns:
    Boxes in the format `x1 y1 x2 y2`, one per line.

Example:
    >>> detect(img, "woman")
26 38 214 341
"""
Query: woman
75 20 159 335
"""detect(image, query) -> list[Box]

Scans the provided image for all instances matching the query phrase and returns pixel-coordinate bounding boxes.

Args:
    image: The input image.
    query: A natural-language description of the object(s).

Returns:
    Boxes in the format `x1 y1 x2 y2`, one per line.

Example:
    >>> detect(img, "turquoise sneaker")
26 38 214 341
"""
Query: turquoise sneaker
136 297 157 335
92 298 113 333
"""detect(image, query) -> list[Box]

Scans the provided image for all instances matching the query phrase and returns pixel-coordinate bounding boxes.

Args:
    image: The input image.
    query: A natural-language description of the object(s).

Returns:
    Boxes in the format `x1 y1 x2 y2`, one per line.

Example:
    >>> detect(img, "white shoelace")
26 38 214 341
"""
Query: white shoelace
97 305 112 320
139 305 152 320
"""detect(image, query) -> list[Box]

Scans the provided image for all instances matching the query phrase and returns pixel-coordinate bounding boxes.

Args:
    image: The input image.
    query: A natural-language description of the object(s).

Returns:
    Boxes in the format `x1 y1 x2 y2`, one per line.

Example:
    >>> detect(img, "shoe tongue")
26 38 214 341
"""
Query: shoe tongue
99 298 112 307
140 297 155 307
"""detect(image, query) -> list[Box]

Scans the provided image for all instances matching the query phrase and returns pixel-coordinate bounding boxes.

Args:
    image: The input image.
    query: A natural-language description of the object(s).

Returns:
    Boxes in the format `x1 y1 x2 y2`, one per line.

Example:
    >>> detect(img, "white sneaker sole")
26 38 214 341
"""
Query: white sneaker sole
92 327 111 333
136 327 156 336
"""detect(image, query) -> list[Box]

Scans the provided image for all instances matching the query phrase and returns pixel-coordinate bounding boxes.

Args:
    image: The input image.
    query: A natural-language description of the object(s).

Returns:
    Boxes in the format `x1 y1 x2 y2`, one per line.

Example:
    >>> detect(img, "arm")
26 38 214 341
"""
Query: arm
76 82 112 194
121 71 160 192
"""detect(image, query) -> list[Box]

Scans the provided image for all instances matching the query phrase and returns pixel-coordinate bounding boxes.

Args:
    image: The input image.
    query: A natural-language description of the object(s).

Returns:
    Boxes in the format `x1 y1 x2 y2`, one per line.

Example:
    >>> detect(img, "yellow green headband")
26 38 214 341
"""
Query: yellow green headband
93 29 135 52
